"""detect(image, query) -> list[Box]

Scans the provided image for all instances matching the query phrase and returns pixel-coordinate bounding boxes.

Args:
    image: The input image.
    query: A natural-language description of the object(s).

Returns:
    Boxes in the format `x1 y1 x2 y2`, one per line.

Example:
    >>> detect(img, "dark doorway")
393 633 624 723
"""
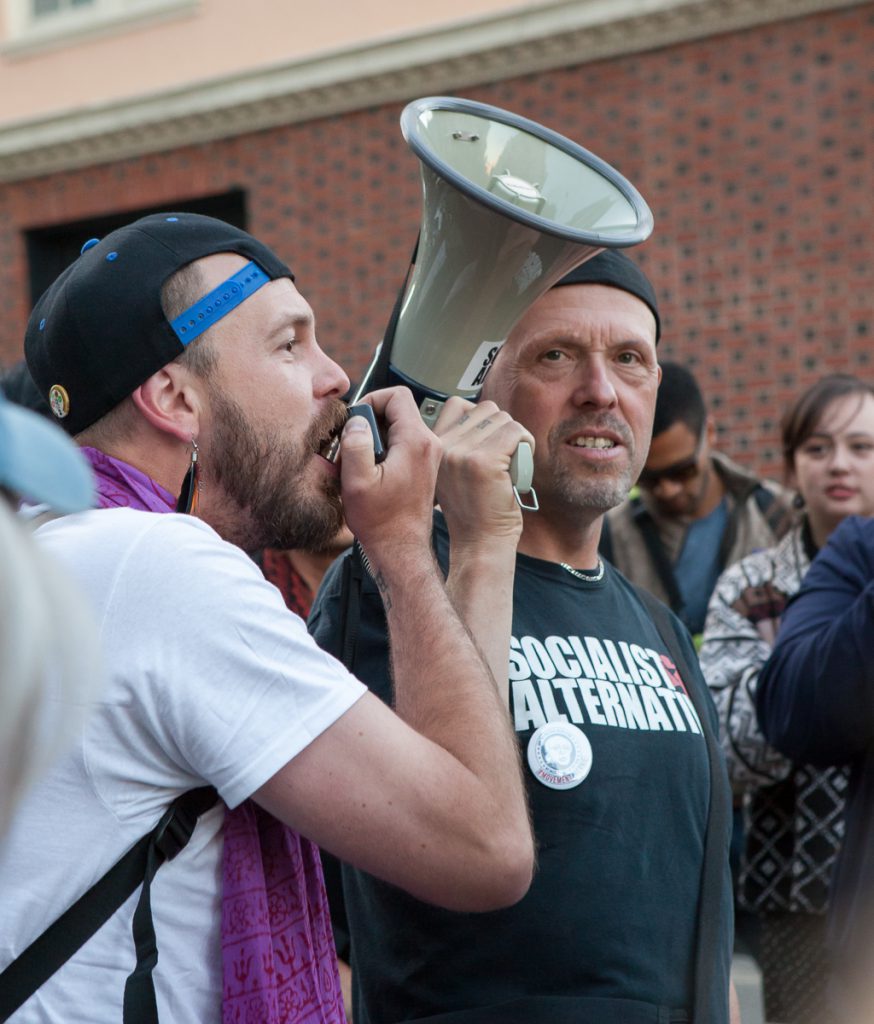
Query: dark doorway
25 189 247 306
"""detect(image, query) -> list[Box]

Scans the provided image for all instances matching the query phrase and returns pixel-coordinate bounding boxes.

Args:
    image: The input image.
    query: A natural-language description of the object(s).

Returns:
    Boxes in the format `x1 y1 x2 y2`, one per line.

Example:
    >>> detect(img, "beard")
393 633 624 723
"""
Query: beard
206 388 348 552
543 413 642 514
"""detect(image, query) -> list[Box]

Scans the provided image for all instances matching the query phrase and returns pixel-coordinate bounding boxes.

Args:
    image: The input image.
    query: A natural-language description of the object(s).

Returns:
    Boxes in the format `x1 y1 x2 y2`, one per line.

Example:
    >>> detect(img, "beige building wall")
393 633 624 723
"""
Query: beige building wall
0 0 551 123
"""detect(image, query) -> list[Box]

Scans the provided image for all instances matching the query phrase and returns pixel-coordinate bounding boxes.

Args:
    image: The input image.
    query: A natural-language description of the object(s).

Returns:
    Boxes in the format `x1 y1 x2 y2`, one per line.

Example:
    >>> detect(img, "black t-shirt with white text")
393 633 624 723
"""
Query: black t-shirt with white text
309 513 732 1024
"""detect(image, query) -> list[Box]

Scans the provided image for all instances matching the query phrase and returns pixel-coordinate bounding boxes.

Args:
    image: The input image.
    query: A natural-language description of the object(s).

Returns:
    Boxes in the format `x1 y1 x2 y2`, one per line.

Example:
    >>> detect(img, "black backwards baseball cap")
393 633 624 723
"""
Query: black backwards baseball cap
554 248 660 343
25 212 294 436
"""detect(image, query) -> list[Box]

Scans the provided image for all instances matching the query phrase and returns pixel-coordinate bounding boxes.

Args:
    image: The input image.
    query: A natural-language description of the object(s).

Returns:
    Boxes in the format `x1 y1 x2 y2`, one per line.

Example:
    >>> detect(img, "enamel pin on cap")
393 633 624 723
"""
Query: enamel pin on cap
48 384 70 419
527 722 593 790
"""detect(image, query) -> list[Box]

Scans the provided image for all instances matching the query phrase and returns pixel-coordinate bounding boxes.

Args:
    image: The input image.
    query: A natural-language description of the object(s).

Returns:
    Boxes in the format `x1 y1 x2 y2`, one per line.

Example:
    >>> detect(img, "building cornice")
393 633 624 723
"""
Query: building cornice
0 0 866 183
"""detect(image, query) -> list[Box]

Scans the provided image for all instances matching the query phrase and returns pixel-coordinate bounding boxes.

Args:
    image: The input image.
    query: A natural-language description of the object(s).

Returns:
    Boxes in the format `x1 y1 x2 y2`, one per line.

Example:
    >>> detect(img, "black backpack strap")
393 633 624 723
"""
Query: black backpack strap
634 587 730 1024
0 786 218 1023
339 542 368 672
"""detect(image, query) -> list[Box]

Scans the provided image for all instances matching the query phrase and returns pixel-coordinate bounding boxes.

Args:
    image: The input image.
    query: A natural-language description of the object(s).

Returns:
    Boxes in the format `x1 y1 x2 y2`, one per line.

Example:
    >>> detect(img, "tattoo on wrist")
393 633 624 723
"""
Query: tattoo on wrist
373 569 392 610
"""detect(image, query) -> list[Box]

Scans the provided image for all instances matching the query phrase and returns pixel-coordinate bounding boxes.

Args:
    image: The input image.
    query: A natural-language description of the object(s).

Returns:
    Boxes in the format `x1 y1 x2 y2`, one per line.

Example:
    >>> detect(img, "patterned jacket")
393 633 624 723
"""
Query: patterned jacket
699 524 848 913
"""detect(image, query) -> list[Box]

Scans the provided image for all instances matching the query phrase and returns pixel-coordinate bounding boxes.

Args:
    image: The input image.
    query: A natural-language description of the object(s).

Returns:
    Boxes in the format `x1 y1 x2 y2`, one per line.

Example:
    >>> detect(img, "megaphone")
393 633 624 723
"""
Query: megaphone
355 96 654 502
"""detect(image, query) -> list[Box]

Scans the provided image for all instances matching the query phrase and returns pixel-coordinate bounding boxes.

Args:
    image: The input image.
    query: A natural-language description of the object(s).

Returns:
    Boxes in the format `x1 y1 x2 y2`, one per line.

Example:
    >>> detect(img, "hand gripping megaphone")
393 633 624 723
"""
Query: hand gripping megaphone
354 96 654 507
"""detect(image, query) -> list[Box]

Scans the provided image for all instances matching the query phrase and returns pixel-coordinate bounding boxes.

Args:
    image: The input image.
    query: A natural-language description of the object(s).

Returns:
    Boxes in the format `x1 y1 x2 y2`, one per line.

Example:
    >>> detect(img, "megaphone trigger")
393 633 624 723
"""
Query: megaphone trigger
347 403 387 464
510 442 539 512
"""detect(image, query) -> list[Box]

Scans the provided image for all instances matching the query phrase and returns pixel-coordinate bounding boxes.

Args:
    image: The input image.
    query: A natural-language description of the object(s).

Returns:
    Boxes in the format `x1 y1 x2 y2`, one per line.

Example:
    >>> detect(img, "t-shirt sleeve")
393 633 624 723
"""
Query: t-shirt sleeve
98 515 366 808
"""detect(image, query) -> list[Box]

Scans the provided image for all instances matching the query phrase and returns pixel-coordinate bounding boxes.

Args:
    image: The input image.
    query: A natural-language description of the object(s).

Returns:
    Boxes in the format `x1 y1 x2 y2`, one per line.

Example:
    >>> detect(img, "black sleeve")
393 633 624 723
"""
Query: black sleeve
757 516 874 766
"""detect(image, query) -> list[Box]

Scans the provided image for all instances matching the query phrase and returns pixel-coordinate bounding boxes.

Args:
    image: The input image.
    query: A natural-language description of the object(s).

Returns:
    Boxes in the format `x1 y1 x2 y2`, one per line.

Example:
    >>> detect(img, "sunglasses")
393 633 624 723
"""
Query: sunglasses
637 431 705 488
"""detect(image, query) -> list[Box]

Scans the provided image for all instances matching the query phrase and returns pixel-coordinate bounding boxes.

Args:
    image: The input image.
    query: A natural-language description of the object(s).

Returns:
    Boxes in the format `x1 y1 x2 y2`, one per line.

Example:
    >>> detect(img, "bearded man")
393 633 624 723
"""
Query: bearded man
0 213 535 1023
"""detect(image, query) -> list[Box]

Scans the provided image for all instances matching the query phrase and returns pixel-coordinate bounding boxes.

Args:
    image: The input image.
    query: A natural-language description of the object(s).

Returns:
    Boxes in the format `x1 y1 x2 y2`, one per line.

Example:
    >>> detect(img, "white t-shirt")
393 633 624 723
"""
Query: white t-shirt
0 509 365 1023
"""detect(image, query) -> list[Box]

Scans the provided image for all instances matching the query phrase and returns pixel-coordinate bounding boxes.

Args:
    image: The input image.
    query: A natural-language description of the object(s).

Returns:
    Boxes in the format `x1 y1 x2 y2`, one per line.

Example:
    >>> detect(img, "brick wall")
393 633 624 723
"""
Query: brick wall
1 3 871 475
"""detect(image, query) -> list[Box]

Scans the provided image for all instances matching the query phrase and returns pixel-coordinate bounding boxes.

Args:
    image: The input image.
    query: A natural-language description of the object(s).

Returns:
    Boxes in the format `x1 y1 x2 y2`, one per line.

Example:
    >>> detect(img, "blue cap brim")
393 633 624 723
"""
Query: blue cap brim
0 393 95 513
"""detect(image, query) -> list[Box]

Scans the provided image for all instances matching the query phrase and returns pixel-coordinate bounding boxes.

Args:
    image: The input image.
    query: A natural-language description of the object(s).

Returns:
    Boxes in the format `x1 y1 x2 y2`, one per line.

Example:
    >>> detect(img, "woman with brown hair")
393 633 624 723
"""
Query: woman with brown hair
700 373 874 1024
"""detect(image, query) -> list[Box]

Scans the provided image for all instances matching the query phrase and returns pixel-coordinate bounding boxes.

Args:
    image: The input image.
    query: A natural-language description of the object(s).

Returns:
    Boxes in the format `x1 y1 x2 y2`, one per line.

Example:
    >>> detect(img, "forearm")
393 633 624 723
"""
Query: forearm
376 545 531 876
266 542 532 909
444 538 517 702
371 395 528 829
382 546 521 781
305 537 532 909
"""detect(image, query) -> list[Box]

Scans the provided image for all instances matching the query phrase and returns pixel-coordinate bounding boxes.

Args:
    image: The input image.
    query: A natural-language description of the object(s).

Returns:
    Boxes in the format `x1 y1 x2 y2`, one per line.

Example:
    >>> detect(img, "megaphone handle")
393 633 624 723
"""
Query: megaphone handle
420 398 538 510
510 442 539 512
510 442 533 492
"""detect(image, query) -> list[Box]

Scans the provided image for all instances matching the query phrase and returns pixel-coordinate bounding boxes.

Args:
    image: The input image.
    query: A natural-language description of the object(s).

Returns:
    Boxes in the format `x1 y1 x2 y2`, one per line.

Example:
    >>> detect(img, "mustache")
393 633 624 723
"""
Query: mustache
549 413 634 448
306 399 350 455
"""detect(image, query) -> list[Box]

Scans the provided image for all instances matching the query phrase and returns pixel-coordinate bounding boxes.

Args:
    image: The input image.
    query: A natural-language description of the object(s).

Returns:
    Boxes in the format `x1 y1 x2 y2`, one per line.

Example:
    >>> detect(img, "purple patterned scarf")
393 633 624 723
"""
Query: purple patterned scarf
82 448 344 1024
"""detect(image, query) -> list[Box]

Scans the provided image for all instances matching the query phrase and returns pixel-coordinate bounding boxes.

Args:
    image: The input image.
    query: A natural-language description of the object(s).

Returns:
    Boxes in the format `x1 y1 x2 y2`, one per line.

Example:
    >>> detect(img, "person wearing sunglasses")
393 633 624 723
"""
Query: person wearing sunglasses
602 361 795 645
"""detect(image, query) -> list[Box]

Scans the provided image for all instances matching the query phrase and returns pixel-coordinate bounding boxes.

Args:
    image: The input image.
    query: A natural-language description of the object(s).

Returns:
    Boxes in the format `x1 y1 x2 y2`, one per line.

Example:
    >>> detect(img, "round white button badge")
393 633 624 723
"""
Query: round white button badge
527 722 593 790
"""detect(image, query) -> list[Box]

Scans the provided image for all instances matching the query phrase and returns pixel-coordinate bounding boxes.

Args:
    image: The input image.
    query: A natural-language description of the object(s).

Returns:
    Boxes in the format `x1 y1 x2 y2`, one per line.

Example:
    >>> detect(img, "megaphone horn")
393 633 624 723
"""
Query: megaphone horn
356 96 655 502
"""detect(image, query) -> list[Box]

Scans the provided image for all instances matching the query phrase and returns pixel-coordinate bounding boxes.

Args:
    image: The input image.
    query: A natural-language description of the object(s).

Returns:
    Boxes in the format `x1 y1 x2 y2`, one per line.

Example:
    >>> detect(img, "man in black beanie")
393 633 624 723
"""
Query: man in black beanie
311 249 738 1024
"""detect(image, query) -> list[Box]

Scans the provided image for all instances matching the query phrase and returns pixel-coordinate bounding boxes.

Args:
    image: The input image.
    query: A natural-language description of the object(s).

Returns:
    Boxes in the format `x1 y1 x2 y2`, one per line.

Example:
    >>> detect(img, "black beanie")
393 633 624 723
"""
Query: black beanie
554 249 660 342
